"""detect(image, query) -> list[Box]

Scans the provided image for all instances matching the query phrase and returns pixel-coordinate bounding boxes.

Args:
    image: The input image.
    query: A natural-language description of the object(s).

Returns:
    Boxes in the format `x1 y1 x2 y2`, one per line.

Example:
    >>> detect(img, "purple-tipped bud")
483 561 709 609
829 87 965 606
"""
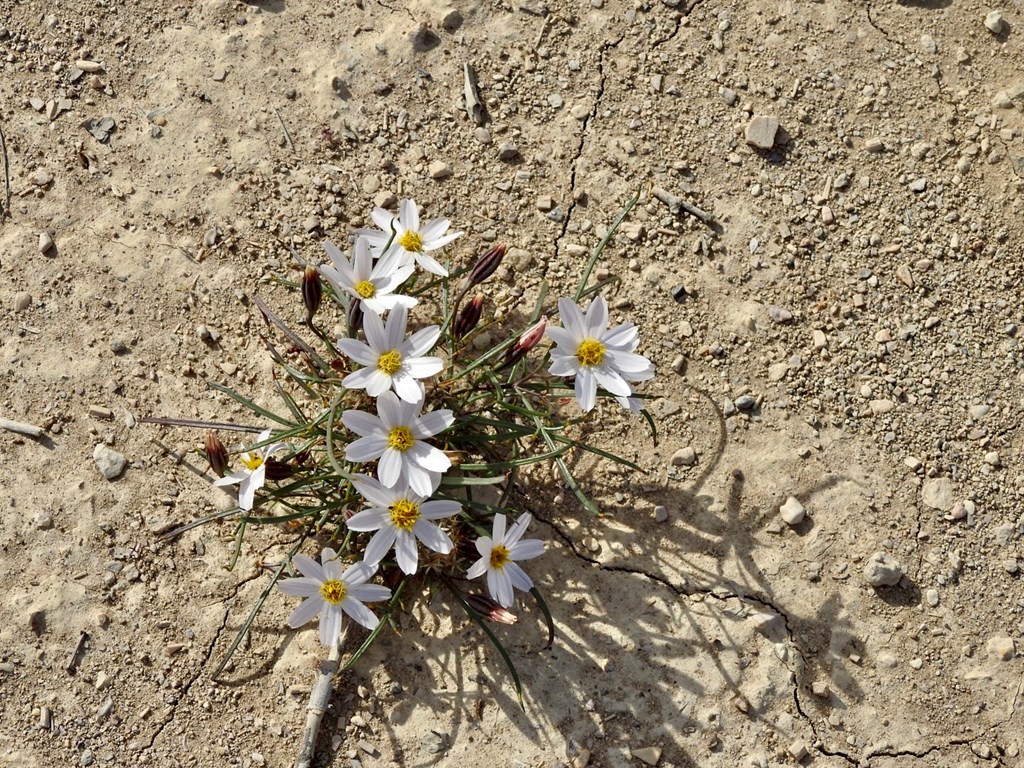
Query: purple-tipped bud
263 458 294 481
466 593 518 624
468 244 507 287
302 266 322 322
453 293 485 340
347 298 363 336
503 316 547 367
204 431 229 477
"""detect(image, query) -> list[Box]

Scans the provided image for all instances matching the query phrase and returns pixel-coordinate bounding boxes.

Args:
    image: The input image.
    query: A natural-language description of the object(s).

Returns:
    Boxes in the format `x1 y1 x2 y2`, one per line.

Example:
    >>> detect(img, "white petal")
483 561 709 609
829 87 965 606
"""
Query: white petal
345 508 389 532
602 322 639 350
404 326 441 358
583 295 609 335
365 369 395 397
592 366 632 398
377 448 404 487
506 561 534 592
212 471 245 488
504 513 531 546
341 560 377 586
277 577 323 597
383 304 409 350
474 535 494 558
412 409 453 438
352 238 373 279
370 206 397 232
413 252 448 276
362 307 390 352
319 605 343 646
418 499 461 519
509 539 545 561
375 391 407 428
406 463 437 497
399 198 420 233
488 568 514 608
336 338 377 367
391 372 425 404
548 355 580 378
604 349 655 375
557 297 587 341
466 556 488 580
293 553 326 582
341 598 380 631
287 596 324 628
412 519 453 554
417 218 450 242
352 475 397 507
407 443 450 474
346 583 391 603
575 369 598 412
545 326 578 352
342 366 381 393
421 230 462 251
322 555 343 582
492 513 507 544
364 527 398 565
341 409 384 437
346 435 388 463
403 356 443 379
394 530 419 574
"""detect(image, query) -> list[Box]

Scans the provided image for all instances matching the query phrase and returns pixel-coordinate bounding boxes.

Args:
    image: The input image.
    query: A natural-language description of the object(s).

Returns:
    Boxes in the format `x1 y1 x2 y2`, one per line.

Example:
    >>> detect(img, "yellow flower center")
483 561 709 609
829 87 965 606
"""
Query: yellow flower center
377 349 402 375
398 230 424 253
389 499 420 532
387 426 415 452
576 339 606 367
489 545 511 570
354 280 376 299
240 453 264 471
319 579 347 605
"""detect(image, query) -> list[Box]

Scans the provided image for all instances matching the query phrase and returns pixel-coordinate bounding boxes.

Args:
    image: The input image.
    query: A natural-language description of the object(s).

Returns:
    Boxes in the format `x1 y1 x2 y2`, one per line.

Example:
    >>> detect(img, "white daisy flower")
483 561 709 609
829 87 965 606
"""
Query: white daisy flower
347 475 461 575
342 391 454 497
319 237 416 316
212 429 286 511
546 296 655 412
336 304 443 404
277 547 391 646
466 513 545 608
356 197 463 277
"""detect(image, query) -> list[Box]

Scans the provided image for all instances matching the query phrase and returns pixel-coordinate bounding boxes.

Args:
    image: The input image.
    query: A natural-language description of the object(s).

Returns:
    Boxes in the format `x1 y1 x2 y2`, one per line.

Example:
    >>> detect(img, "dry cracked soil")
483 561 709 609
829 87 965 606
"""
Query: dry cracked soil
2 0 1024 766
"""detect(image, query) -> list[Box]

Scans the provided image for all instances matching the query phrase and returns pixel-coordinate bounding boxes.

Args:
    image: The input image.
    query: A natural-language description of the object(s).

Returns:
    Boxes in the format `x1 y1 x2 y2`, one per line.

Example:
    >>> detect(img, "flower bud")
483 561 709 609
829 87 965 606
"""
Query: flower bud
302 266 322 322
503 316 547 367
453 293 484 340
263 458 294 481
204 431 229 477
468 244 507 287
347 298 363 336
466 593 518 624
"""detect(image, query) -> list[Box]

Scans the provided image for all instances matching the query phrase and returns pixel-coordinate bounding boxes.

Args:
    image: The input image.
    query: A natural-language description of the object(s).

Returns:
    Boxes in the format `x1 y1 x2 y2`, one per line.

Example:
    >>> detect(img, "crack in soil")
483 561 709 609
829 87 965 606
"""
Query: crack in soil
142 568 266 751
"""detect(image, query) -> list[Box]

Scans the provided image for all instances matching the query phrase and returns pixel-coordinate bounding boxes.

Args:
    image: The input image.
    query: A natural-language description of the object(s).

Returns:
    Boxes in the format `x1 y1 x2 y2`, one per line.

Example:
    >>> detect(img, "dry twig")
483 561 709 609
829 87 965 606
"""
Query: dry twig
296 626 348 768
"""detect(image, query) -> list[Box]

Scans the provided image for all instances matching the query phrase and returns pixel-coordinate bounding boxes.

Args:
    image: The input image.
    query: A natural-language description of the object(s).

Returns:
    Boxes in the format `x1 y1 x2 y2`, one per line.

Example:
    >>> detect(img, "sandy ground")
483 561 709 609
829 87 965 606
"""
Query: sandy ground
2 0 1024 766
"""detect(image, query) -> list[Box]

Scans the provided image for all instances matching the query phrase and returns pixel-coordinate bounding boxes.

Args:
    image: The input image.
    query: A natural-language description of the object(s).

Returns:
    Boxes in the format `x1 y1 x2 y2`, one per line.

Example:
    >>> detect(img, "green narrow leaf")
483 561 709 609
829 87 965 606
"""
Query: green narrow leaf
208 382 293 426
573 189 640 303
529 587 555 651
340 578 407 672
639 407 658 446
445 584 524 709
213 536 306 679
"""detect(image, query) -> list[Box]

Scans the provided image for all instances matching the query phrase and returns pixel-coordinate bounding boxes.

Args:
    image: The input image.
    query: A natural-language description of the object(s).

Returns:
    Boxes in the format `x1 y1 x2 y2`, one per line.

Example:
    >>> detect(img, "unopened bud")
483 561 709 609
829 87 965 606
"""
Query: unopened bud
468 244 507 287
263 458 294 481
453 293 484 340
466 593 518 624
503 316 547 367
347 298 363 336
204 431 229 477
302 266 322 322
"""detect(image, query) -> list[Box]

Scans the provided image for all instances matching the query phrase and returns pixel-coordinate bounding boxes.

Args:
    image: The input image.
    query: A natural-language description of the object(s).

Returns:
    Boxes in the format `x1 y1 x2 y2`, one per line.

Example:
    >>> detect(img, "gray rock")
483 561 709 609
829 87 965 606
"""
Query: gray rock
745 115 780 150
671 447 697 466
93 444 127 480
984 10 1006 34
863 552 903 587
767 305 793 323
922 477 954 510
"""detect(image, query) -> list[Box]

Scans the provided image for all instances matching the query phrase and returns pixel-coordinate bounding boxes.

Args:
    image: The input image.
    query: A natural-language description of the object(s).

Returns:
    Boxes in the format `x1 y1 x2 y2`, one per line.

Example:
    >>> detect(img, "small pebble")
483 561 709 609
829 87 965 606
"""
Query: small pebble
497 142 519 161
671 447 696 466
428 160 452 179
984 10 1006 34
39 232 55 255
631 746 661 766
779 496 805 526
788 742 808 762
863 552 903 587
653 505 668 522
734 394 756 411
14 291 32 311
767 305 793 323
745 115 779 149
987 636 1015 661
93 444 127 480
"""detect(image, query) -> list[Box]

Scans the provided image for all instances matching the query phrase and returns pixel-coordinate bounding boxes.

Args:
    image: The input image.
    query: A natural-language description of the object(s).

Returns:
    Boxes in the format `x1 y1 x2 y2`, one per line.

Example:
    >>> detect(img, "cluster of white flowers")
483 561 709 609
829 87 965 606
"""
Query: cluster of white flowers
218 199 654 646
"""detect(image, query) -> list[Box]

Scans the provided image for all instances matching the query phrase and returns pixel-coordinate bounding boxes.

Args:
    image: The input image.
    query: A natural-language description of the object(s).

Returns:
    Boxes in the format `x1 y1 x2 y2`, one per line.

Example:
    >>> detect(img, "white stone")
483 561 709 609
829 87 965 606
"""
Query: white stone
745 115 779 150
779 496 805 525
984 10 1006 34
863 552 903 587
93 444 127 480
